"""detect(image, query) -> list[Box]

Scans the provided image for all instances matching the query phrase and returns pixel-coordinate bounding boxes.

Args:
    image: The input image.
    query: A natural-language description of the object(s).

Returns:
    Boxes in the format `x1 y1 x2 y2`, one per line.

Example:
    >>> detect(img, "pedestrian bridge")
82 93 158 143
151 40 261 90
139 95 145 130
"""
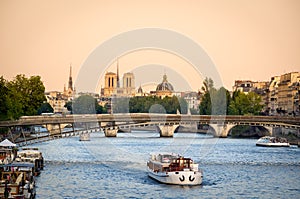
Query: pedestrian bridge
0 114 299 145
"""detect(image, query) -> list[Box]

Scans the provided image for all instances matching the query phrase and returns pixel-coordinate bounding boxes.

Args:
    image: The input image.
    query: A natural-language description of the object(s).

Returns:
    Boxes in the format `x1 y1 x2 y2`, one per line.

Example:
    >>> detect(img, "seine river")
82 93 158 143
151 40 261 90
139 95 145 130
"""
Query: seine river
32 131 299 198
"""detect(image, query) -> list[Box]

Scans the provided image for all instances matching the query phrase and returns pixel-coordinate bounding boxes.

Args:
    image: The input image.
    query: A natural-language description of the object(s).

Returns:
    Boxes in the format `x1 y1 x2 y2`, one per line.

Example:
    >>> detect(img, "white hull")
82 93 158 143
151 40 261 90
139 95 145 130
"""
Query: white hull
256 142 290 147
148 168 202 185
256 136 290 147
79 133 90 141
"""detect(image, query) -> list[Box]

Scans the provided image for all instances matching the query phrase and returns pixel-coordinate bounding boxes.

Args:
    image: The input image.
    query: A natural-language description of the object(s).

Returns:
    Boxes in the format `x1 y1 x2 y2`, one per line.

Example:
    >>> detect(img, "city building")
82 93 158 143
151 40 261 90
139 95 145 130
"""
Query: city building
232 80 254 93
45 91 68 113
135 85 148 97
233 79 269 113
268 76 280 115
102 72 118 96
277 72 300 115
233 71 300 116
101 62 135 97
181 91 202 112
155 74 174 98
63 65 75 101
252 81 269 113
123 72 135 96
45 65 76 114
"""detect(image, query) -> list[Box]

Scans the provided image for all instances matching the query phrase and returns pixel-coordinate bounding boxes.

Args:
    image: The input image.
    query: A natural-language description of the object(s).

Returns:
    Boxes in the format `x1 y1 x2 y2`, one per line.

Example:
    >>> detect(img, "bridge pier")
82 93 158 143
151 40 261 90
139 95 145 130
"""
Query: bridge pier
104 126 118 137
264 126 273 136
210 124 235 138
45 124 69 135
157 124 179 137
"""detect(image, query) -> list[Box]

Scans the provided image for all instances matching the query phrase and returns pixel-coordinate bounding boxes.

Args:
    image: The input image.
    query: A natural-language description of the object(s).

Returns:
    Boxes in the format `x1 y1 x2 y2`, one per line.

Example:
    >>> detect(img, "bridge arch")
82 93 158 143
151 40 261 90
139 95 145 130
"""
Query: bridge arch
199 123 273 138
228 125 272 137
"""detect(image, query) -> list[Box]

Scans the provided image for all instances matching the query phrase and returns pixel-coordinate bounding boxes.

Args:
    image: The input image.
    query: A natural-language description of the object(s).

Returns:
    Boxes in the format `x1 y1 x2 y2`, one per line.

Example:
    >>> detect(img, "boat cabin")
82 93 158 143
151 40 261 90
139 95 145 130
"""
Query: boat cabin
148 153 199 173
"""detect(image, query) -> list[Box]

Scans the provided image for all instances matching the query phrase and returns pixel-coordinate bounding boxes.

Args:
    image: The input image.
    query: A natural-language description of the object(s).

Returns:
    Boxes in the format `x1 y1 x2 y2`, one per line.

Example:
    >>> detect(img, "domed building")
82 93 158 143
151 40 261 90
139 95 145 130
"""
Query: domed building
156 74 174 98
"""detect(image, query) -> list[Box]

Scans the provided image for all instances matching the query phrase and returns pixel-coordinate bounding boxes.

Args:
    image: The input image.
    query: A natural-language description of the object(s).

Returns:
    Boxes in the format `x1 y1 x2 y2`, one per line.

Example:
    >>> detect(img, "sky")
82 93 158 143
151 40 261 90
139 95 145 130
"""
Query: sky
0 0 299 92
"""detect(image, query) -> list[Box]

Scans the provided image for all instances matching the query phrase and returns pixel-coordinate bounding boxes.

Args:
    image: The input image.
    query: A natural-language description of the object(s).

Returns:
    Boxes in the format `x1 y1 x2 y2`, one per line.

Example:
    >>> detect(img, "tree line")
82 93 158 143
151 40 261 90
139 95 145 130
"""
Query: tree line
113 96 188 114
0 75 47 120
0 74 264 121
65 95 187 114
199 77 264 115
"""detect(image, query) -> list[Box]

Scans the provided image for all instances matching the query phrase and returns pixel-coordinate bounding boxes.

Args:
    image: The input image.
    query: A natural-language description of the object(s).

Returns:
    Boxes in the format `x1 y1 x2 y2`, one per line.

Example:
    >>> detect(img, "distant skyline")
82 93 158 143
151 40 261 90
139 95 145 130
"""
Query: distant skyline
1 0 299 92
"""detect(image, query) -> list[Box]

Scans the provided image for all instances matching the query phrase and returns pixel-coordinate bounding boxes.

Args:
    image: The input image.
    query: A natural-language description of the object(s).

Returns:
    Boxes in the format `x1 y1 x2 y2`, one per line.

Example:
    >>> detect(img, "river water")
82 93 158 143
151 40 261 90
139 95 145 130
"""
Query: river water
31 131 299 198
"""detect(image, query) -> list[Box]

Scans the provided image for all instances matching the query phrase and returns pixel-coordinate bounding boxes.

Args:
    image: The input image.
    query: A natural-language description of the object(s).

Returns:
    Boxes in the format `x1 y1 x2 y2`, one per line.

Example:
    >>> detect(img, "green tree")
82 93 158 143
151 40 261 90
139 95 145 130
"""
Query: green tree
211 87 230 115
199 78 230 115
64 101 73 113
112 97 130 113
0 76 8 120
5 75 46 120
72 95 106 114
247 92 264 115
201 77 214 93
228 91 263 115
37 102 54 115
199 77 214 115
96 103 107 114
199 92 212 115
127 96 187 114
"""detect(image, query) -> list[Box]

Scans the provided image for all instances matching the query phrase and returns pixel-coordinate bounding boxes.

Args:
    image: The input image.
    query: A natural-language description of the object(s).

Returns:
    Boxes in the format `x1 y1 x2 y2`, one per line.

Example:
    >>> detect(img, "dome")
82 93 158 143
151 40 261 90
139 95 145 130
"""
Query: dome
156 74 174 91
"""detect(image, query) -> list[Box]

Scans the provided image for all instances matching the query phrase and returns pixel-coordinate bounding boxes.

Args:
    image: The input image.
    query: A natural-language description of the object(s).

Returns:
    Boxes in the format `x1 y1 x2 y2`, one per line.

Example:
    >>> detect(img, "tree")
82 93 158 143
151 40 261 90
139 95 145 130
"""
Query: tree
72 95 106 114
211 87 231 115
127 96 187 114
201 77 214 93
4 75 46 120
247 92 264 115
37 102 54 115
64 101 73 113
228 91 263 115
112 97 130 113
199 77 230 115
199 92 211 115
0 76 8 120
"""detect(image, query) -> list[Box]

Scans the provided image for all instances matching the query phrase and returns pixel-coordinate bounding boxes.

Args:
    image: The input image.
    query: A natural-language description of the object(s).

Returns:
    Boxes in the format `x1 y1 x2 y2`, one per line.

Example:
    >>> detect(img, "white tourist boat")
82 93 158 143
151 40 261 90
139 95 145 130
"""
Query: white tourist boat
256 136 290 147
79 133 90 141
147 152 203 185
15 148 44 175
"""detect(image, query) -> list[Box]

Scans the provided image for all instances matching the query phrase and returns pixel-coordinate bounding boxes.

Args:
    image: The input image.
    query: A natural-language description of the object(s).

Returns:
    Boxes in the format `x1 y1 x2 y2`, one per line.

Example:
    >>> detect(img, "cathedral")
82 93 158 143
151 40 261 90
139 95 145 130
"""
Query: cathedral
101 62 135 97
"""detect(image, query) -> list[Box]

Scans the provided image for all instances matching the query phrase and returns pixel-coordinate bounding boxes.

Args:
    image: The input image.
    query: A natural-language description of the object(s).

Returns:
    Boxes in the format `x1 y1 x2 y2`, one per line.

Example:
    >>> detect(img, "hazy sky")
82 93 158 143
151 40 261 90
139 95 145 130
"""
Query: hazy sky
1 0 299 92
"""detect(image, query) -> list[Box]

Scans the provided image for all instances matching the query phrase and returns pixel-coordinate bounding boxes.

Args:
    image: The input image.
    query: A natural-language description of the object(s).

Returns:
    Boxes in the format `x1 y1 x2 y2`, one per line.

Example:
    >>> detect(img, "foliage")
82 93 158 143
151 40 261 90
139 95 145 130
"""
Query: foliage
199 78 263 115
72 95 107 114
112 96 188 114
0 76 8 120
0 75 46 120
201 77 214 93
37 102 54 115
199 86 230 115
228 91 263 115
64 101 73 113
112 97 130 113
199 92 211 115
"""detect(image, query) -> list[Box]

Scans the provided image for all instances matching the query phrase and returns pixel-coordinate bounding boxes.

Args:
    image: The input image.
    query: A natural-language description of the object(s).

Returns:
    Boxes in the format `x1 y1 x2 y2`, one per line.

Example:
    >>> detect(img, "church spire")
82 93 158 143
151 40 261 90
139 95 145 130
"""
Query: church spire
68 64 73 91
117 59 120 88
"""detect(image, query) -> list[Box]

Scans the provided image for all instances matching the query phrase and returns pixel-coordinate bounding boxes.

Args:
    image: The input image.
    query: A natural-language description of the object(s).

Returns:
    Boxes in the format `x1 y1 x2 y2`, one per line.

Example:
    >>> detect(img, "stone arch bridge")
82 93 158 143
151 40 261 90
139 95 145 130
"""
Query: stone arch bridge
0 114 299 145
